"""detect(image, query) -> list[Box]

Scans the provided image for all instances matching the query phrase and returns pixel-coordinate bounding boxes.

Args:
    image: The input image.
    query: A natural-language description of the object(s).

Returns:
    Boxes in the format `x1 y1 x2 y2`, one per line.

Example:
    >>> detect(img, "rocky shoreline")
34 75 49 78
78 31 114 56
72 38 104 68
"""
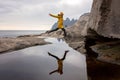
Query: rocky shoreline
0 36 50 54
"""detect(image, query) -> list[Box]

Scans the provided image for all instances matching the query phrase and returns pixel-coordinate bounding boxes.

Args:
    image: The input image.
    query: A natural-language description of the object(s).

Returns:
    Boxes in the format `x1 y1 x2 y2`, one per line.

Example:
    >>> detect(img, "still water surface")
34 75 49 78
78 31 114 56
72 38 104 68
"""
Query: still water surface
0 37 87 80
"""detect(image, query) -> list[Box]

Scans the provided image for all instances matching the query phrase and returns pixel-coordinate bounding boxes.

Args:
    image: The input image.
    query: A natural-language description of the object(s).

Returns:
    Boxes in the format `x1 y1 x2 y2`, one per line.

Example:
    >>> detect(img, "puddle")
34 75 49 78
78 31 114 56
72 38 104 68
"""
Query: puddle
0 38 87 80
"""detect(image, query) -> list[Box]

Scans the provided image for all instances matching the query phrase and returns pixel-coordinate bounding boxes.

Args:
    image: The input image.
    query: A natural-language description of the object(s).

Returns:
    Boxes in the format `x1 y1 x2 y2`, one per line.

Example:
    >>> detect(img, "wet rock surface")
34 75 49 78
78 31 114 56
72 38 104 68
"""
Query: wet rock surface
91 41 120 65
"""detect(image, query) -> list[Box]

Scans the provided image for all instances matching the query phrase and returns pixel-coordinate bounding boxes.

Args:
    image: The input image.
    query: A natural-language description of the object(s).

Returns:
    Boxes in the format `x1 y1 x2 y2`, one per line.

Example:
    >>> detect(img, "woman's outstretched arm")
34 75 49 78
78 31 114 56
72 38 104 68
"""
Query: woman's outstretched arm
49 13 60 18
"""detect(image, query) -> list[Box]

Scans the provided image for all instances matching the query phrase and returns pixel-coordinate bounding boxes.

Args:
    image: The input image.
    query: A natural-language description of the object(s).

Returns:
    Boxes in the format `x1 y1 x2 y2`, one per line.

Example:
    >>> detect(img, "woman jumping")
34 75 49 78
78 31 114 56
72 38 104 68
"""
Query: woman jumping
47 12 67 37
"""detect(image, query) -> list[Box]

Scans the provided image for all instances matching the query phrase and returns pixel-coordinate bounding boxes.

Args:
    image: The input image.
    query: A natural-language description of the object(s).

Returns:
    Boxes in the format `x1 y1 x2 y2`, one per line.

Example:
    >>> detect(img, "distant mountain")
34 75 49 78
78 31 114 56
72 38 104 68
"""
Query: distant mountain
51 17 77 30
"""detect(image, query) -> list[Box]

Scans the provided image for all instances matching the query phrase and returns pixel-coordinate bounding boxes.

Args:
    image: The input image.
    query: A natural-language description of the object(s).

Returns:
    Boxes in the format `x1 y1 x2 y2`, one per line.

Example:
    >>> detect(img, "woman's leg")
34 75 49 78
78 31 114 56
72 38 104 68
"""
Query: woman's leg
48 52 59 60
47 28 59 33
61 28 67 37
61 50 69 60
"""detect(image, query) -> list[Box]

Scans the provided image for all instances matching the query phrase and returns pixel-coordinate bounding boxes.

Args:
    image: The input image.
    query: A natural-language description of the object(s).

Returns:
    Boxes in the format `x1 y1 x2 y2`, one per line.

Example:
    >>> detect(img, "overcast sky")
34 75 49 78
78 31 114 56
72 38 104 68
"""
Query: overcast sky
0 0 93 30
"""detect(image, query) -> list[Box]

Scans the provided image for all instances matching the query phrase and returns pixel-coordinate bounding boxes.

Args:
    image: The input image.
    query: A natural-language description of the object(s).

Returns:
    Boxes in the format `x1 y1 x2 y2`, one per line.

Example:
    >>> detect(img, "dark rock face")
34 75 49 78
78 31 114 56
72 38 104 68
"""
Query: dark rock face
87 0 120 38
51 17 77 30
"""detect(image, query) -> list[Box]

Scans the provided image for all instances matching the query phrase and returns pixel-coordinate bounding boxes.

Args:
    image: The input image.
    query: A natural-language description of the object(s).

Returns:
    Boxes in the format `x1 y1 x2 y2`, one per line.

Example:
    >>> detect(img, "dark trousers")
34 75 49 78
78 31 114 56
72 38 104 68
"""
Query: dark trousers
49 28 67 37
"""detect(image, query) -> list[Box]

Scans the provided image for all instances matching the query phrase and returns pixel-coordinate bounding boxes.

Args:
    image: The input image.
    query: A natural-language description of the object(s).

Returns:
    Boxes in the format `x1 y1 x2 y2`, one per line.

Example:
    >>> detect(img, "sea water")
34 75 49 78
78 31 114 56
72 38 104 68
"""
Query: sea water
0 30 46 37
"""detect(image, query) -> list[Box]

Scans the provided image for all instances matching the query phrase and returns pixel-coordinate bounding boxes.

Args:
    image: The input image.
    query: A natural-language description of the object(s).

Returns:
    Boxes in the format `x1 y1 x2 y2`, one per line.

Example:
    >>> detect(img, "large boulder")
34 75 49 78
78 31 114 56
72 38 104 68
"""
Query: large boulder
67 13 90 38
86 0 120 38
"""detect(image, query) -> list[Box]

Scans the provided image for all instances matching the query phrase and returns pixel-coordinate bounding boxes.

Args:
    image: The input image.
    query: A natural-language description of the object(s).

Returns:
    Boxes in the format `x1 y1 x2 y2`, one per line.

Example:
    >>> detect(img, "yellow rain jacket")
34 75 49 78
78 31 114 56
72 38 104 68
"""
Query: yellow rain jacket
50 14 64 29
57 59 63 74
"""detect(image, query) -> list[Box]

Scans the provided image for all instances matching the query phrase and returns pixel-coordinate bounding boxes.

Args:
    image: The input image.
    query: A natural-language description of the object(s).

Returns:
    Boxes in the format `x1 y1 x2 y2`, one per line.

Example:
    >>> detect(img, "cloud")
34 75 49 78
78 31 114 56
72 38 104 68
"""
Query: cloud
0 0 93 30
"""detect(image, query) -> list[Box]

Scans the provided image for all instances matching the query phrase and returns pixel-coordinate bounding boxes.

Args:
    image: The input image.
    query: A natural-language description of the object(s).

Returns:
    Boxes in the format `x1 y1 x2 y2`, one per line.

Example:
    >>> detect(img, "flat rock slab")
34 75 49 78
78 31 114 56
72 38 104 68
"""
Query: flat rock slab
0 37 50 53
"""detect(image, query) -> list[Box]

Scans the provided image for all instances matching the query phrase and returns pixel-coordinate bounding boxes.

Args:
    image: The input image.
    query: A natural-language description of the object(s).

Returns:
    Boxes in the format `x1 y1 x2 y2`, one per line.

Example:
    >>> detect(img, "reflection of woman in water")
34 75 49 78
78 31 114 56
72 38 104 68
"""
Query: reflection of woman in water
48 50 69 75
